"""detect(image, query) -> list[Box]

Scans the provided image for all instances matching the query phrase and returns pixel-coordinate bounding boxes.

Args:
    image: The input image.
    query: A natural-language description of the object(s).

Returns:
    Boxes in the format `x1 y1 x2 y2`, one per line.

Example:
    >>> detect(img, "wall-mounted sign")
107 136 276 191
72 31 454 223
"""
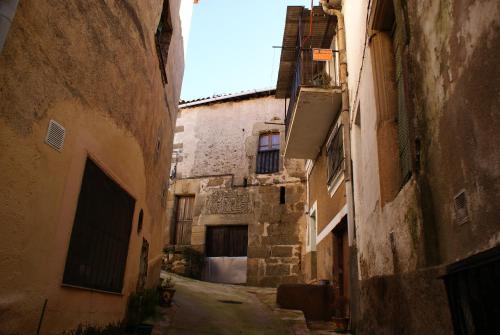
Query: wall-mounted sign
313 48 333 61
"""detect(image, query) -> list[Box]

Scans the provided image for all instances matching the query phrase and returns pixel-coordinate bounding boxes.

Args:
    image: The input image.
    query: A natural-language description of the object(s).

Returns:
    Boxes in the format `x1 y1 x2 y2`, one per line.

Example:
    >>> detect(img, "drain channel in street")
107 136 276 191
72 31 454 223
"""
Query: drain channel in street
218 300 243 305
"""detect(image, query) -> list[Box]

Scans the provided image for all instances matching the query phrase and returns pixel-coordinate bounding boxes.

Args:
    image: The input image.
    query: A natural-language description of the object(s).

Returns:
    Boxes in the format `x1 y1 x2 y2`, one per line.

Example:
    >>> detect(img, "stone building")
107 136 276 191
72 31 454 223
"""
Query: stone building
277 0 500 333
166 89 307 287
0 1 185 333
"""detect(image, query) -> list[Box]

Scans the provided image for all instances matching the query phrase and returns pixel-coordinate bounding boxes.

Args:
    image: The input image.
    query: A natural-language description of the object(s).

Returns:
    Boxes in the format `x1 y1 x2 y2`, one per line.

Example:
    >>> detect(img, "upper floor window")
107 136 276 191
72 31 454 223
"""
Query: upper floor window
256 132 280 174
327 124 344 185
155 1 173 84
369 0 412 204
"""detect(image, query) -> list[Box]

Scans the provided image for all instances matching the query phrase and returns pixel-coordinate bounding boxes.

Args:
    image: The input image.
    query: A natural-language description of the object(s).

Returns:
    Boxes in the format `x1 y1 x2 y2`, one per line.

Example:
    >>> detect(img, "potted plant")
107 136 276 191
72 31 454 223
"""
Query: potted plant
159 276 176 307
125 289 159 335
331 296 349 333
331 317 349 333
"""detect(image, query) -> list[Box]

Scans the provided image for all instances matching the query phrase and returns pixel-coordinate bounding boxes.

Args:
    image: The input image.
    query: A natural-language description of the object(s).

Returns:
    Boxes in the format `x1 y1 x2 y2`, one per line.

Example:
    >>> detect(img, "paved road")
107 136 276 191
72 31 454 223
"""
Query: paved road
162 273 293 335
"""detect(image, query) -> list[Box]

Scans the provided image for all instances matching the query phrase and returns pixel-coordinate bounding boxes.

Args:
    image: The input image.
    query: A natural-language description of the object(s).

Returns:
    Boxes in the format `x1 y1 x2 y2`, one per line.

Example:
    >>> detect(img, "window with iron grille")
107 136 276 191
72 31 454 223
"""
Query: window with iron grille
256 132 280 174
327 125 344 184
443 245 500 334
63 159 135 293
155 1 172 84
173 195 194 245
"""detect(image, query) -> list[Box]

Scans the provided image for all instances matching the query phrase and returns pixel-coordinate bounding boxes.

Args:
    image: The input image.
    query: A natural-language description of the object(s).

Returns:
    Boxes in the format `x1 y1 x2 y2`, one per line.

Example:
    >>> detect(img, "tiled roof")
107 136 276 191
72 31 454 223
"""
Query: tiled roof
179 87 276 108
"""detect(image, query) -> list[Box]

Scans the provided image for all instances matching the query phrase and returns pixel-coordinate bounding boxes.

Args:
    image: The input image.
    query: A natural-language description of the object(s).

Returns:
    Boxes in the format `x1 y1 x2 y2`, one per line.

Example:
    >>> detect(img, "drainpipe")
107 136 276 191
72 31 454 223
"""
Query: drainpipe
320 1 360 330
0 0 19 54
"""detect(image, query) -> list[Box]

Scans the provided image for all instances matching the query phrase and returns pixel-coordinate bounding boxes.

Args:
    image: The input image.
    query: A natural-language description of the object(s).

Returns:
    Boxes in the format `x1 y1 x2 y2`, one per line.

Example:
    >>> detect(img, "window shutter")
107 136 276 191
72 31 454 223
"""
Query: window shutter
175 196 194 245
392 0 409 44
393 19 412 182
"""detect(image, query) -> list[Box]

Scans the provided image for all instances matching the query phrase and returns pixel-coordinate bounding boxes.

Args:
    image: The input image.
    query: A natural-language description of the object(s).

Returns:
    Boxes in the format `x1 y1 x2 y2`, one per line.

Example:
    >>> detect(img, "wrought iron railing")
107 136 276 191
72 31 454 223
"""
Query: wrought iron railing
327 124 344 184
284 47 339 138
256 150 280 174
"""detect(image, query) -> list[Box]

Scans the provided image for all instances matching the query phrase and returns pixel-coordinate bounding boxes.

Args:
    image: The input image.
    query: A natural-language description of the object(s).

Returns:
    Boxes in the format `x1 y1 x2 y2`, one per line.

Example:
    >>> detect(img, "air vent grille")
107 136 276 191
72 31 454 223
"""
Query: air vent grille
454 190 469 225
45 120 65 151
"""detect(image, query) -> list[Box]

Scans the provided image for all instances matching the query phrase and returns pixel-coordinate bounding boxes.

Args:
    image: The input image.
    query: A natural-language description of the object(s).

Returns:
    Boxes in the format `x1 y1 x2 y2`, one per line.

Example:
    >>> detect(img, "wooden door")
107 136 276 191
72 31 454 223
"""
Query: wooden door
174 196 194 245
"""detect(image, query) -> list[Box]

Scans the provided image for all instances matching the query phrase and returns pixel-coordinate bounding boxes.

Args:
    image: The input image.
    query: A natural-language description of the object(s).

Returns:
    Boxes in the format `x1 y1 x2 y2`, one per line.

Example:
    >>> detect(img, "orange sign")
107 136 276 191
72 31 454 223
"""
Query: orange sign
313 48 333 61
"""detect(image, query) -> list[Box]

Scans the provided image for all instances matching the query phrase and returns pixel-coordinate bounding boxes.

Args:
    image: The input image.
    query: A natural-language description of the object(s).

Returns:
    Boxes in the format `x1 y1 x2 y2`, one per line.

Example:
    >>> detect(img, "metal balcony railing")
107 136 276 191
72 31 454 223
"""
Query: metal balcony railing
285 46 340 138
256 149 280 174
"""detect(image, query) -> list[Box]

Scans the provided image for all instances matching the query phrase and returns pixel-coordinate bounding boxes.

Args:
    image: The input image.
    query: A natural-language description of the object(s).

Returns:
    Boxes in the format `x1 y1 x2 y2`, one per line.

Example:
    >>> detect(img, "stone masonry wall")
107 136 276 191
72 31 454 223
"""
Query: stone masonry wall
167 95 307 287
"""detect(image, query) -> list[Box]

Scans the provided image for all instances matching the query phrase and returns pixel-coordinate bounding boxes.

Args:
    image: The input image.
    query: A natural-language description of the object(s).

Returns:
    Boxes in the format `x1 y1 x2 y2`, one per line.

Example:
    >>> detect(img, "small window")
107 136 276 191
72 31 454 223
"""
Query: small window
307 204 317 252
137 209 144 233
280 186 286 204
155 1 173 84
256 132 280 174
63 159 135 293
327 124 344 184
206 226 248 257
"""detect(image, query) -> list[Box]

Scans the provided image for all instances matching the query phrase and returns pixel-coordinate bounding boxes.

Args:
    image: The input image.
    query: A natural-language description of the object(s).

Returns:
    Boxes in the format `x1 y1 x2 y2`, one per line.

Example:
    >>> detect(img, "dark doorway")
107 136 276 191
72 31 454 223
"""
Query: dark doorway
206 225 248 257
333 217 349 299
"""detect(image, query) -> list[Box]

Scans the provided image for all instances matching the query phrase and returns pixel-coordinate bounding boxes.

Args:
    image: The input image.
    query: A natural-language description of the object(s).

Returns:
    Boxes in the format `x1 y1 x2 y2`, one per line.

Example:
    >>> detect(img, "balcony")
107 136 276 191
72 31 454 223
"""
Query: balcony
276 6 342 160
284 51 342 159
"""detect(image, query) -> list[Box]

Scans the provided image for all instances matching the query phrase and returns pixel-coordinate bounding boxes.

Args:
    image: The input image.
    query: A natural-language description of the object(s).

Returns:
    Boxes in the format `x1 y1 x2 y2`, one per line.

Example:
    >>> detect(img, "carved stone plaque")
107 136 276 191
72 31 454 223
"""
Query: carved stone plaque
206 190 250 214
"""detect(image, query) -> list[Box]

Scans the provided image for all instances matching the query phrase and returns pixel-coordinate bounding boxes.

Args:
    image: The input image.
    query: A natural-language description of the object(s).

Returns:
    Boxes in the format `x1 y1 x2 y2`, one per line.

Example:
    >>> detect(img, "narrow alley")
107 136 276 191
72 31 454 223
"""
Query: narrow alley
159 273 293 335
1 0 499 334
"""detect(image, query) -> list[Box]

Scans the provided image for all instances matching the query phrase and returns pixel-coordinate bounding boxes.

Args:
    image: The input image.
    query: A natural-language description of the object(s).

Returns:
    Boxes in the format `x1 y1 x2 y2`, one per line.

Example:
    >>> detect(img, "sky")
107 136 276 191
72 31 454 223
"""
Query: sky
181 0 316 101
179 0 194 55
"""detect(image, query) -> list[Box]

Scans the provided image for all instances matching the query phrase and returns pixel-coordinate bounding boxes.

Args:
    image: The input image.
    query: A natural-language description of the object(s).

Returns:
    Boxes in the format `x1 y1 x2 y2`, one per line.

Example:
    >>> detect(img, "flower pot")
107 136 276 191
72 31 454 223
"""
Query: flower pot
160 288 176 306
332 317 349 333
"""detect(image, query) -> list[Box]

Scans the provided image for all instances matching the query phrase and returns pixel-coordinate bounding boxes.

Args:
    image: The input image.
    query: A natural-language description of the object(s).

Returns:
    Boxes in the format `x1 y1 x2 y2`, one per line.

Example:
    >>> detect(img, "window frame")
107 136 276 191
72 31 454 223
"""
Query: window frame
173 195 195 246
326 119 345 195
155 0 173 85
256 131 281 174
306 201 318 253
369 0 413 204
62 158 135 294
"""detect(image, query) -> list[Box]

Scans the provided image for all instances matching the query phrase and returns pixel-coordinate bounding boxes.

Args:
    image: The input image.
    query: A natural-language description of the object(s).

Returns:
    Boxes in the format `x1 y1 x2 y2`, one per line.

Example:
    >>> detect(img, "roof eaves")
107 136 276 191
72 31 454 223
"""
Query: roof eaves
179 88 276 109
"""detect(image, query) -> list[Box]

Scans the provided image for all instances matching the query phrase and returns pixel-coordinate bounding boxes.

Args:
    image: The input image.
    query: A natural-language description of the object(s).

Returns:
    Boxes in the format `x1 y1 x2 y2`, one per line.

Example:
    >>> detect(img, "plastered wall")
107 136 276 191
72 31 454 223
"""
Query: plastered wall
0 1 184 333
344 0 500 333
306 147 347 283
